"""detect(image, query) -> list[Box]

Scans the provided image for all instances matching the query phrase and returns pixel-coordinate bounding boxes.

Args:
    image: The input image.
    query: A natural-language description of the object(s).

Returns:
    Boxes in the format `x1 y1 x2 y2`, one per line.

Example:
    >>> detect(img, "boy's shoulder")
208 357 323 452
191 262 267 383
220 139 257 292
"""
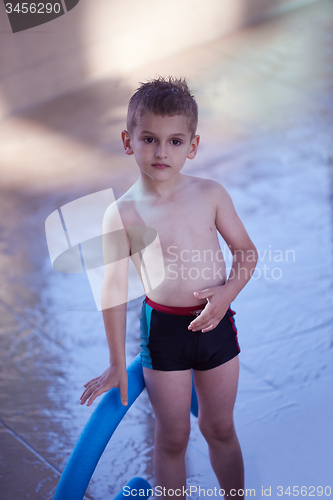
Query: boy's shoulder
104 176 231 228
185 176 234 218
188 175 225 190
104 184 144 231
186 175 231 202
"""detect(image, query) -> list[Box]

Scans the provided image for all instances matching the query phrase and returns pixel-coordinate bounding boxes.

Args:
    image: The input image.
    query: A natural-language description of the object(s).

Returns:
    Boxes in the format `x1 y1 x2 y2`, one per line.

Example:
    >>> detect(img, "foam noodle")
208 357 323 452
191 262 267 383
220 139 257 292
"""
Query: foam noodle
114 477 152 499
53 355 146 500
52 359 199 499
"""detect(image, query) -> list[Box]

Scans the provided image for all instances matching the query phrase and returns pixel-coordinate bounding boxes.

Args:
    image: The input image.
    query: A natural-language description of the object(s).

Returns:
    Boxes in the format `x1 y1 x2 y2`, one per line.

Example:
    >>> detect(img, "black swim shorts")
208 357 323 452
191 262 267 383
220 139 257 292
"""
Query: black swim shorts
140 297 240 371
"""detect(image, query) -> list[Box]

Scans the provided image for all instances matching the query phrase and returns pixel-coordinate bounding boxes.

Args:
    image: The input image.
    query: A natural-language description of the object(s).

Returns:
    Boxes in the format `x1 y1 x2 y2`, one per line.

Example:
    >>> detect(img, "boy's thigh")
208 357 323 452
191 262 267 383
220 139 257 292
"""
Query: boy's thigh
143 367 192 431
193 355 239 421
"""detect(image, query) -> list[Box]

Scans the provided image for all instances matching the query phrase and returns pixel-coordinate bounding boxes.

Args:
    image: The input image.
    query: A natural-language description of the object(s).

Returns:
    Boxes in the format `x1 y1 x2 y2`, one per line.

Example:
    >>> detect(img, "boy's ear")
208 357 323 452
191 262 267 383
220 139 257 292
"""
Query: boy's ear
187 135 200 160
121 130 134 155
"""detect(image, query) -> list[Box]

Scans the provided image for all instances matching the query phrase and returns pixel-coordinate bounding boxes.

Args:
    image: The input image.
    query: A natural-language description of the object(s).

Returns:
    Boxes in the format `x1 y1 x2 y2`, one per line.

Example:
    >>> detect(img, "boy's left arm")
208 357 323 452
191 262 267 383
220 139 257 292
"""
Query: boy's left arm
189 183 258 333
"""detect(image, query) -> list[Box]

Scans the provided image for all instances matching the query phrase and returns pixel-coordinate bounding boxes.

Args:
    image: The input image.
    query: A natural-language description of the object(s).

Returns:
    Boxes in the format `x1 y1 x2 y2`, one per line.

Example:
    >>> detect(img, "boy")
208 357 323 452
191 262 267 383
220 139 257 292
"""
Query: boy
80 77 258 499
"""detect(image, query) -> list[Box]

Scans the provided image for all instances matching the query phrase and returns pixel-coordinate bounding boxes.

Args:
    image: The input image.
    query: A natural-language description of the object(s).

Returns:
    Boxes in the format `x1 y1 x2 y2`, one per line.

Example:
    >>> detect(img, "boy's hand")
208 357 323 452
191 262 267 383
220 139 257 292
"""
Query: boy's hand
188 286 230 333
80 365 128 407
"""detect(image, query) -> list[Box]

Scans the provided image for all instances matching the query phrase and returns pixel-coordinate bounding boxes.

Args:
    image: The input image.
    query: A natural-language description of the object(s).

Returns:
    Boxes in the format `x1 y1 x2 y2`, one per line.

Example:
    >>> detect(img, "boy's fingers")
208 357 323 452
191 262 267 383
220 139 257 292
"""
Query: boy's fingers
189 312 220 331
87 386 104 406
83 376 99 388
119 379 128 406
81 371 129 406
188 309 213 330
80 387 93 403
201 323 216 333
80 386 90 400
81 380 99 398
80 387 94 404
193 289 214 300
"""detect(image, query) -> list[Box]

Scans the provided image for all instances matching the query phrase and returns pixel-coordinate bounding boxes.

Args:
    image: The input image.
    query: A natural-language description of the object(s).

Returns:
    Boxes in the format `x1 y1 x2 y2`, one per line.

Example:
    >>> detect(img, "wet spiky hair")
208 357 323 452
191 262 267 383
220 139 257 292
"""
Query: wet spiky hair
127 76 198 138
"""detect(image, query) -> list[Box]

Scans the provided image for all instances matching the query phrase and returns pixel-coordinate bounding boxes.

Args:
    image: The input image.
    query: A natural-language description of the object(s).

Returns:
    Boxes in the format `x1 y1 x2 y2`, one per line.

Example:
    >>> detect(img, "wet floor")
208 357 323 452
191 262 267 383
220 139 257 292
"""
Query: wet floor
1 1 333 498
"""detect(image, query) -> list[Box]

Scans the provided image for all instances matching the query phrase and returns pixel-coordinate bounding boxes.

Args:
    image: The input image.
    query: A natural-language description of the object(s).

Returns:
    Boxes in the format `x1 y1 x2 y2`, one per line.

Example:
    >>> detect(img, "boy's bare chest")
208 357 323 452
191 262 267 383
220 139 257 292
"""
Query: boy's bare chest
129 198 217 252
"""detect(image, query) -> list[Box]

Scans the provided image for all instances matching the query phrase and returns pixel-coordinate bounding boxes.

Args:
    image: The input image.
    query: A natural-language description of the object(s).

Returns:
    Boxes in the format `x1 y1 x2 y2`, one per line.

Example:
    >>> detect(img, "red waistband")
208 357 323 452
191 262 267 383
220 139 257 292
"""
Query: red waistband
144 296 205 316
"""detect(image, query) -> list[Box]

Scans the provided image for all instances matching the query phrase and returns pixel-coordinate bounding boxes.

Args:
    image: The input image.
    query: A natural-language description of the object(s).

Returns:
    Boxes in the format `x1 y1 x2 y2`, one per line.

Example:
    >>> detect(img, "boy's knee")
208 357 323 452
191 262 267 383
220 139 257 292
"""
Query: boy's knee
199 417 235 444
157 426 190 455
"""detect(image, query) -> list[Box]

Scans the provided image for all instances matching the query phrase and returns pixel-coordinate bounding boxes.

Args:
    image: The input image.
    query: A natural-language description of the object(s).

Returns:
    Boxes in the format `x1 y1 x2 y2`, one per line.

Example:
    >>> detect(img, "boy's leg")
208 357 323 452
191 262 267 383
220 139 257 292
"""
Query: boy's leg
193 356 244 500
143 367 192 499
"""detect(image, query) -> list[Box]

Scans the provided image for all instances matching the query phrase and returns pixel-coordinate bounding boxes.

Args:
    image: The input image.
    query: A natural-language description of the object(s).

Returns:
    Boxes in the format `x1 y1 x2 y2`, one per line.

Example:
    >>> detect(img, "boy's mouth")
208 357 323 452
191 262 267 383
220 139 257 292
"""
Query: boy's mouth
152 163 170 169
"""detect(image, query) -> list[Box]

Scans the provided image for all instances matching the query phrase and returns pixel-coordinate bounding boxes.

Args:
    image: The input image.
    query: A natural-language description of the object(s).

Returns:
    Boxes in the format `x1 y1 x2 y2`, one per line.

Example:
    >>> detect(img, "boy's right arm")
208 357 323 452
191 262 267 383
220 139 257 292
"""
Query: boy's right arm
80 202 130 407
80 304 129 407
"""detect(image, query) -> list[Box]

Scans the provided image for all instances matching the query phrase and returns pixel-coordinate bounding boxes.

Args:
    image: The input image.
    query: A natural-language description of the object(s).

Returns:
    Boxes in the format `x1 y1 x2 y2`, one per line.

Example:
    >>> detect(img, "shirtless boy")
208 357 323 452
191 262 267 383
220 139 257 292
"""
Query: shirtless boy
80 77 258 499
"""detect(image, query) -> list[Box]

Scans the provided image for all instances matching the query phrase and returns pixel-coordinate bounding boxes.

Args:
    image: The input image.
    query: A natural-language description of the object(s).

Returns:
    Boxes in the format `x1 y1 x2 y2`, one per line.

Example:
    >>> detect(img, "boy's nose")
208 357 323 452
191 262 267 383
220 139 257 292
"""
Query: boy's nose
155 144 167 159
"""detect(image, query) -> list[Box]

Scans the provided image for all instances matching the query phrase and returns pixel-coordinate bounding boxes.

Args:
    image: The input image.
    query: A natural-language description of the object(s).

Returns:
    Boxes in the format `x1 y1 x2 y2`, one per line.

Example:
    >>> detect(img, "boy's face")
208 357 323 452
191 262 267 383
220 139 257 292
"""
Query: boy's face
121 113 199 183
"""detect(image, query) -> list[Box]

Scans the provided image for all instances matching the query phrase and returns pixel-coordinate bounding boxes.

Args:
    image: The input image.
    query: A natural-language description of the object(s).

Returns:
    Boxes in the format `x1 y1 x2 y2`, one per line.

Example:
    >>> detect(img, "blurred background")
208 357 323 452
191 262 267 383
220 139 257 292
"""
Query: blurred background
1 0 333 499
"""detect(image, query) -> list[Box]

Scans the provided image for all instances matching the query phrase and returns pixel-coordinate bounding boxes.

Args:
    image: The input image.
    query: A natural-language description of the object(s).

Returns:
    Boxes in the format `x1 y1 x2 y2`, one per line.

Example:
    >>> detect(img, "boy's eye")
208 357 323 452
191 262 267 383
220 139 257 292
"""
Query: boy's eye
171 139 181 146
144 137 155 143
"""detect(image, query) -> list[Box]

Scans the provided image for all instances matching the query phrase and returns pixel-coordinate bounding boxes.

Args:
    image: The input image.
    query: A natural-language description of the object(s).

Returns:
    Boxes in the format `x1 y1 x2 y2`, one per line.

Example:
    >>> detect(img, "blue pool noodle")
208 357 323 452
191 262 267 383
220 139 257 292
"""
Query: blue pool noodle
190 371 198 418
53 354 199 499
53 354 145 500
114 477 152 499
